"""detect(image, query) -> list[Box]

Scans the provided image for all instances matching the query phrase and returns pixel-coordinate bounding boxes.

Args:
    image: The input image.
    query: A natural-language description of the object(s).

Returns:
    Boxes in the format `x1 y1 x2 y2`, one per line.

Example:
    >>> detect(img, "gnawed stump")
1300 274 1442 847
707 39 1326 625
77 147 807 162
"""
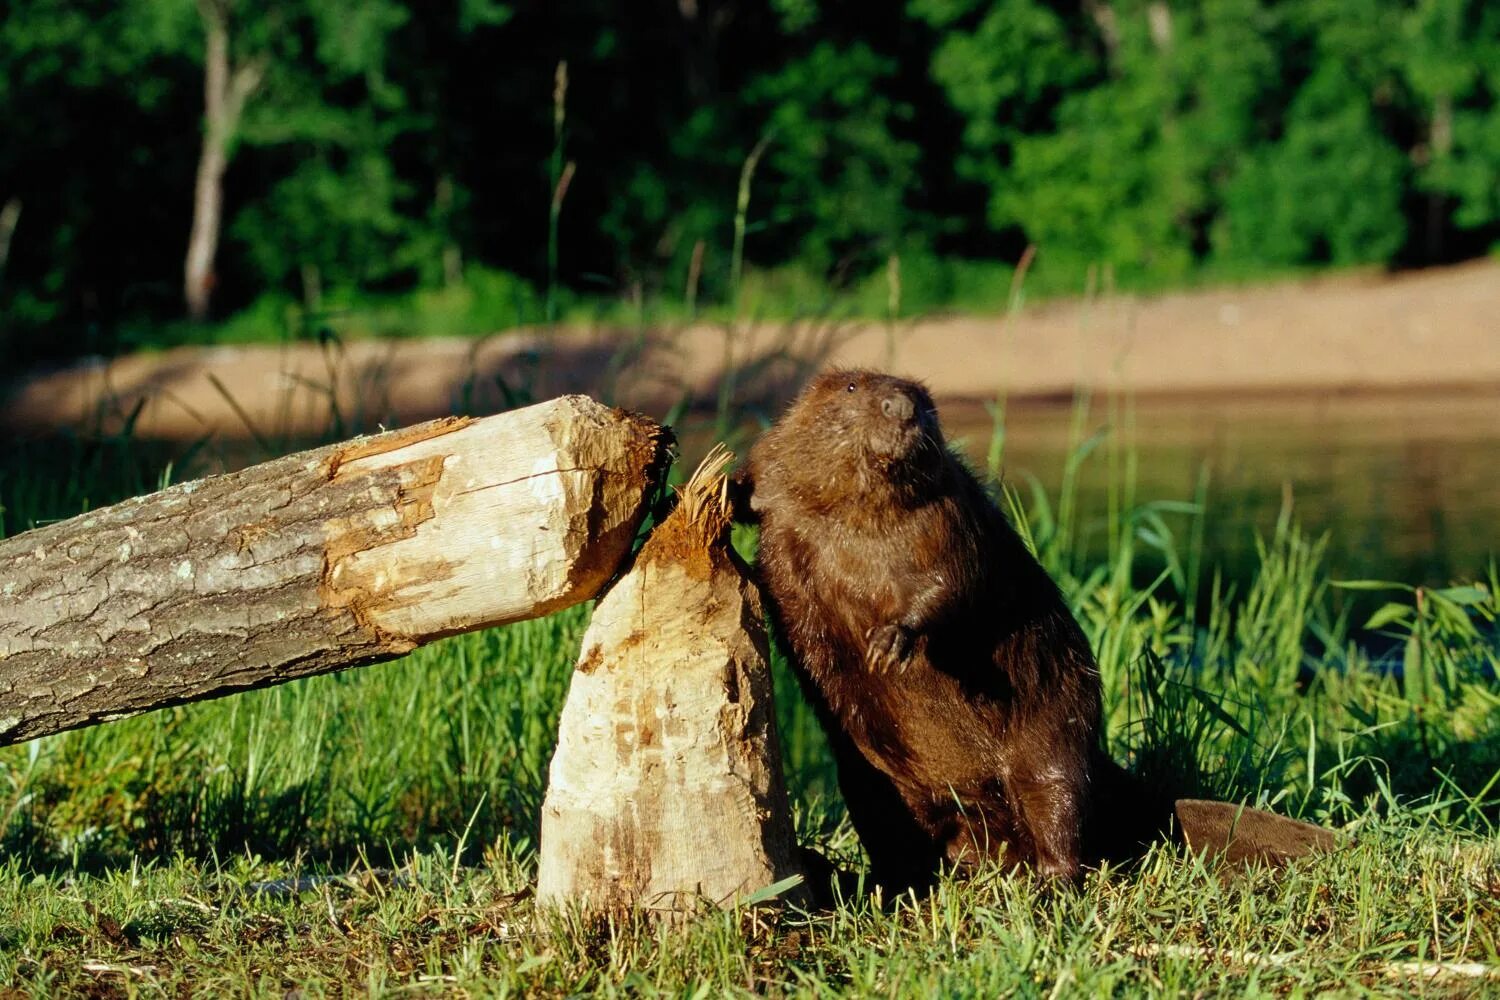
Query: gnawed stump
536 446 805 915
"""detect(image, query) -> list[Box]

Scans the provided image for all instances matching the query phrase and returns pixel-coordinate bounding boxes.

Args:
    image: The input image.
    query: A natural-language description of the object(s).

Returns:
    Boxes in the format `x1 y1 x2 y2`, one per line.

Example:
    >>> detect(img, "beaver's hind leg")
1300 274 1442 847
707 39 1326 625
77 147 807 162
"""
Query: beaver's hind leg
825 727 945 895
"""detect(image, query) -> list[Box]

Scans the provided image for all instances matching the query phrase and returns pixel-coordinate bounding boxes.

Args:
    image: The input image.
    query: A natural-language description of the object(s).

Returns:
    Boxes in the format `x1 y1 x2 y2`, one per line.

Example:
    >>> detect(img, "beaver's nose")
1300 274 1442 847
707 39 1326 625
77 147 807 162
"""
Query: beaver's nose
881 393 915 423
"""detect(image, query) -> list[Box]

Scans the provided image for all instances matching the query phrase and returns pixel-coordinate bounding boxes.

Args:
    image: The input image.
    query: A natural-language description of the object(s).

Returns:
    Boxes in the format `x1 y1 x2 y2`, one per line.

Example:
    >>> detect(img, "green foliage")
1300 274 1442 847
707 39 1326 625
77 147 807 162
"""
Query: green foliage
1218 64 1409 266
746 41 920 271
6 0 1500 366
1403 0 1500 234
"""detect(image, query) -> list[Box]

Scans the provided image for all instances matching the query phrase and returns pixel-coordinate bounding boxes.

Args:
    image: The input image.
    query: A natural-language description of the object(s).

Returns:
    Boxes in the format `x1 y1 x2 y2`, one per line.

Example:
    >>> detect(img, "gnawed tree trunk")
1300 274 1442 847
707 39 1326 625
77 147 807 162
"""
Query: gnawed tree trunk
0 395 669 746
537 447 804 915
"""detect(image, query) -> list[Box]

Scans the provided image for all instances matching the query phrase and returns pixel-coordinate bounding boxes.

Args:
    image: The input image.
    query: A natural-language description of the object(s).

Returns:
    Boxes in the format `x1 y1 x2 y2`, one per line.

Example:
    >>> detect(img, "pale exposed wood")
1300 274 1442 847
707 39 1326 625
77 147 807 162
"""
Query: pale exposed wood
0 395 668 745
537 447 804 914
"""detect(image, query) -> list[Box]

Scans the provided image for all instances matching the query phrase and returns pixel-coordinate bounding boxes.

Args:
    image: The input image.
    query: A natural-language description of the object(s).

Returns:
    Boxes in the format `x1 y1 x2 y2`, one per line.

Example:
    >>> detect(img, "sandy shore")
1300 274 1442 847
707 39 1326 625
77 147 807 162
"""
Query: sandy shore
5 259 1498 441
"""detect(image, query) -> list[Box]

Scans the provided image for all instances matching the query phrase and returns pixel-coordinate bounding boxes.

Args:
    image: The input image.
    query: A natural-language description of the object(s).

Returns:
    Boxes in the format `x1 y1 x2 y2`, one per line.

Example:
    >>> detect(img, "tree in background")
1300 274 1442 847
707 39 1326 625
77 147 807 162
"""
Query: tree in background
1217 62 1408 268
186 0 436 318
595 0 927 304
2 0 1500 368
0 0 198 346
1402 0 1500 260
912 0 1097 283
1216 0 1410 268
185 0 265 320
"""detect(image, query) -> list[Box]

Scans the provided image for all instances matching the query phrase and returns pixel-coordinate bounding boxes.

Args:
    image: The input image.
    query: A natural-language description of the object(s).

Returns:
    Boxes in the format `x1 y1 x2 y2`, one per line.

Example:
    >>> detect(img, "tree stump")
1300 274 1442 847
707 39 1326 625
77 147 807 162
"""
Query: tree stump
537 446 804 915
0 396 669 745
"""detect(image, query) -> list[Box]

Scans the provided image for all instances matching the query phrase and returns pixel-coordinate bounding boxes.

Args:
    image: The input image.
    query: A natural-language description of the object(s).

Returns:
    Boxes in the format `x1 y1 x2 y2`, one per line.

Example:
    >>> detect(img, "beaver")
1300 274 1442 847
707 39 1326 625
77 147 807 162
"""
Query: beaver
735 368 1170 890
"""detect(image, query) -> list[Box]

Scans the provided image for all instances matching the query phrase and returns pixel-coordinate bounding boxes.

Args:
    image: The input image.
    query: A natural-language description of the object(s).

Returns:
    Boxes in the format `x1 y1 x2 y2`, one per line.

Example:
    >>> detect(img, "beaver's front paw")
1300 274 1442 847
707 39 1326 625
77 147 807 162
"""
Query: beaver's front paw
864 623 914 674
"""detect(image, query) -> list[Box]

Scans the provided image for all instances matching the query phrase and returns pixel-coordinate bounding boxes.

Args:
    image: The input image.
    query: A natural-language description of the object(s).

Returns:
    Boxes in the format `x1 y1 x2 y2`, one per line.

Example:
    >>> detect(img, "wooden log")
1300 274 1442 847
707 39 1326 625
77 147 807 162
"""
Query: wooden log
537 447 805 915
0 396 669 746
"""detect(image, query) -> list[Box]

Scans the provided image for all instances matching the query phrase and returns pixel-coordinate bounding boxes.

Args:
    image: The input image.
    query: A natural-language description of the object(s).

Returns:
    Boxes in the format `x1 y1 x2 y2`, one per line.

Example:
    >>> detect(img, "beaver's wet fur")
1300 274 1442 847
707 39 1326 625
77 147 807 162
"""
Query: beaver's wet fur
737 368 1169 890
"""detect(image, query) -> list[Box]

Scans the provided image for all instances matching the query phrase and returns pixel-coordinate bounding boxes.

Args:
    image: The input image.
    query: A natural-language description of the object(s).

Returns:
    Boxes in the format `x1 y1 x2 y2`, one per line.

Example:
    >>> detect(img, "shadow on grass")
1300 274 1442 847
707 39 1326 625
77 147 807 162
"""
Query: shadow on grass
0 316 853 456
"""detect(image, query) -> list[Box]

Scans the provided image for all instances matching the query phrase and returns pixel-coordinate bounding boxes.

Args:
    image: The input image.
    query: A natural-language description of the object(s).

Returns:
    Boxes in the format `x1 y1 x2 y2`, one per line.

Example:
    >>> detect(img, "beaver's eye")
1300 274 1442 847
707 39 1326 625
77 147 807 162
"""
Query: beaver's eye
846 381 857 393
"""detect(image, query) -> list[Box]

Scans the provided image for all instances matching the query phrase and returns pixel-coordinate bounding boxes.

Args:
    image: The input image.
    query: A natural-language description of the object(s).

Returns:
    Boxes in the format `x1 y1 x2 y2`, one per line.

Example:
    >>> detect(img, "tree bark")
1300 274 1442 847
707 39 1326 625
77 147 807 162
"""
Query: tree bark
185 0 263 321
1147 1 1173 52
0 197 20 281
537 448 805 915
1085 0 1121 65
1426 94 1454 262
0 396 670 746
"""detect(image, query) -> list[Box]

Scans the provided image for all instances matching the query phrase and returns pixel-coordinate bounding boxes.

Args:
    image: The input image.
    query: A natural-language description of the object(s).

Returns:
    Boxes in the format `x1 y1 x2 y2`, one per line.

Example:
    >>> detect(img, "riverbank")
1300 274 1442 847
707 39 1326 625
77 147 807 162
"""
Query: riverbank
5 258 1498 441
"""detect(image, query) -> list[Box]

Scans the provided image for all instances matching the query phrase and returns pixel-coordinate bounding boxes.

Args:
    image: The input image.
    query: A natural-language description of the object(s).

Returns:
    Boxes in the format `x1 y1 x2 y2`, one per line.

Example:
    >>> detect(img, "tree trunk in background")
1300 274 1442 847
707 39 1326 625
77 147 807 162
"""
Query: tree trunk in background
1426 95 1454 262
537 448 806 915
0 198 20 282
1085 0 1121 64
0 396 670 746
1147 1 1174 52
437 174 463 287
184 0 263 321
301 263 323 312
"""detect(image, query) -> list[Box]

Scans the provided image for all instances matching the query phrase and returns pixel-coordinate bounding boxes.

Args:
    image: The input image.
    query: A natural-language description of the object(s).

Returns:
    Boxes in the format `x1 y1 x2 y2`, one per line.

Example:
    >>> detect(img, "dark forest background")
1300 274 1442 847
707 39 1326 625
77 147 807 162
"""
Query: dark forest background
2 0 1498 369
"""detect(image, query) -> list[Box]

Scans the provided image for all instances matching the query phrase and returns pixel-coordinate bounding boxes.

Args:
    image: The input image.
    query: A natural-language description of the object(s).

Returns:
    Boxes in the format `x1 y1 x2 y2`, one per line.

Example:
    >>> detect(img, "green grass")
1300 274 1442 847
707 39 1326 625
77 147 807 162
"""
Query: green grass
1 402 1497 996
0 817 1494 996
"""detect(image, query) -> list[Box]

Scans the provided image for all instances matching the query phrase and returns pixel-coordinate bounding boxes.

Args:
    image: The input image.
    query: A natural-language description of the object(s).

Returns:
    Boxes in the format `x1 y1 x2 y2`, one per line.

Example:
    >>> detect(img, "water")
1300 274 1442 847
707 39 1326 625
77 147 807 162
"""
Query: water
943 388 1500 591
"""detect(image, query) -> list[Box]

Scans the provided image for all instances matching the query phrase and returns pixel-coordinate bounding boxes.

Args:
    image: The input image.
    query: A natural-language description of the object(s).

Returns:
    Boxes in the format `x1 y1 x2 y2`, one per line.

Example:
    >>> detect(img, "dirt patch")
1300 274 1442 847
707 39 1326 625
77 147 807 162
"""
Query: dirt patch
5 260 1498 442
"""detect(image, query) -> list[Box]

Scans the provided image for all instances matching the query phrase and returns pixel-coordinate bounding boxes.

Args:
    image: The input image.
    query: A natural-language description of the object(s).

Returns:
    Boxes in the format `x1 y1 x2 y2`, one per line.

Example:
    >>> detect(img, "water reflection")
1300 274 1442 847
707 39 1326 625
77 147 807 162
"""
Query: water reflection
944 388 1500 589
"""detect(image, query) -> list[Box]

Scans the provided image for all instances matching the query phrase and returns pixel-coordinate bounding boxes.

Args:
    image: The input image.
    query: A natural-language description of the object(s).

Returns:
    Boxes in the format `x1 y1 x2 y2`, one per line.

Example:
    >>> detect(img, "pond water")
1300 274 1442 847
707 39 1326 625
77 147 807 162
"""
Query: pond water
942 387 1500 591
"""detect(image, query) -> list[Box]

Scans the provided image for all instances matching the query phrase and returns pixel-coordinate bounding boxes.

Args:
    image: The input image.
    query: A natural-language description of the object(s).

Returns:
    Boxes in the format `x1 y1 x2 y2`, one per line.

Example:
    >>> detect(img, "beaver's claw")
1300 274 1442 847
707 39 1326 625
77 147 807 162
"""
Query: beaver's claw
864 623 914 674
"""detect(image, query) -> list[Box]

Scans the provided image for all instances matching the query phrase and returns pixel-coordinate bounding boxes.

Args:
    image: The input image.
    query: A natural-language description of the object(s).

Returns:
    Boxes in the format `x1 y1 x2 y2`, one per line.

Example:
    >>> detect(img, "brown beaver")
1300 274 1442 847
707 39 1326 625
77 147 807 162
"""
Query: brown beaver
735 368 1170 891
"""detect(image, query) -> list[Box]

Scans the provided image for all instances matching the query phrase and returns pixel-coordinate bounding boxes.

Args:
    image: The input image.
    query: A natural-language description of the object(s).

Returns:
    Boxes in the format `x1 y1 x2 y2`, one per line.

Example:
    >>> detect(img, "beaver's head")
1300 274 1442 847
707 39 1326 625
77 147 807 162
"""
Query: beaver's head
799 368 945 478
747 368 949 517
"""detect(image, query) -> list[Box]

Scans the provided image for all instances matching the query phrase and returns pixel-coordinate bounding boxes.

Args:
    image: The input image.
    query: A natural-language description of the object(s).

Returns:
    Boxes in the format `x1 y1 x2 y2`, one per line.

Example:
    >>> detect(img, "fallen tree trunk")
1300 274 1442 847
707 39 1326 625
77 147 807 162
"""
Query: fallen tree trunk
0 396 669 746
537 447 805 915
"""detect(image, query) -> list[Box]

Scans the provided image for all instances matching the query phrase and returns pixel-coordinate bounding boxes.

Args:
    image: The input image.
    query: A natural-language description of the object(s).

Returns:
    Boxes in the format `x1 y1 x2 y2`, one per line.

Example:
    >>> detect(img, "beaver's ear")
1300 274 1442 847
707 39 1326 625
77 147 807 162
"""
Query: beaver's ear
727 467 761 523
